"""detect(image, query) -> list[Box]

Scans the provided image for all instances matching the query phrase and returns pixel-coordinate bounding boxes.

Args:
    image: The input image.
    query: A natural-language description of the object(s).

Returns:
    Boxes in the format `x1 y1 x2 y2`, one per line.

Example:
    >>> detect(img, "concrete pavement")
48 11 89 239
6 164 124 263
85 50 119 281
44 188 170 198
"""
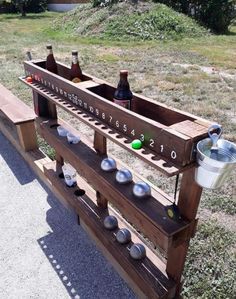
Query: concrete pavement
0 131 136 299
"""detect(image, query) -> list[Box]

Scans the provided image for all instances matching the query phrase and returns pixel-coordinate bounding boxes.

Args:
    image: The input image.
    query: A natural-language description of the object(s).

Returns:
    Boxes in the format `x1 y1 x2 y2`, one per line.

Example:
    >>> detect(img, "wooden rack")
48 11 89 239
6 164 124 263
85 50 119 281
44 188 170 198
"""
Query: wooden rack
17 58 213 298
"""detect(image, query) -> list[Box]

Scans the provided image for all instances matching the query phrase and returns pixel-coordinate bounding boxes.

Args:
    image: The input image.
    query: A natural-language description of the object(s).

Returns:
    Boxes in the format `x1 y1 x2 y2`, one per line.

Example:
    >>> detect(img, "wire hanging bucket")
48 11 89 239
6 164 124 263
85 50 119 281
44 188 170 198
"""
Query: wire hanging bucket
195 124 236 189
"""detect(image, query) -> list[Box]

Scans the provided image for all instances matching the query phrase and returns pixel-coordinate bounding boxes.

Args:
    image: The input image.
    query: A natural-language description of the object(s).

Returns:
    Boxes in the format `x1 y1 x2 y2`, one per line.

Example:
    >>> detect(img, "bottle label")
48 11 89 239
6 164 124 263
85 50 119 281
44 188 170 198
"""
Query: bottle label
114 98 130 109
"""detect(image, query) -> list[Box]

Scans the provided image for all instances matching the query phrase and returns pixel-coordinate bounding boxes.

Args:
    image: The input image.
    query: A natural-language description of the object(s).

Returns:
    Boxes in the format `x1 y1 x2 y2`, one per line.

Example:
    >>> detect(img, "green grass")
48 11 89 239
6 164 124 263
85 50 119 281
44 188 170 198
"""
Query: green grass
203 194 236 215
182 220 236 299
52 2 207 41
104 4 207 41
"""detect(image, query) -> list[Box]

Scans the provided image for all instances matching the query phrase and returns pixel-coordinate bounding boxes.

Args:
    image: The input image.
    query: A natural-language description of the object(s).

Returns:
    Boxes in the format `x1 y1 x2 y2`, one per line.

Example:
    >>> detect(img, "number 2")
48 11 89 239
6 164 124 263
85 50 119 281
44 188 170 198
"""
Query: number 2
150 139 155 147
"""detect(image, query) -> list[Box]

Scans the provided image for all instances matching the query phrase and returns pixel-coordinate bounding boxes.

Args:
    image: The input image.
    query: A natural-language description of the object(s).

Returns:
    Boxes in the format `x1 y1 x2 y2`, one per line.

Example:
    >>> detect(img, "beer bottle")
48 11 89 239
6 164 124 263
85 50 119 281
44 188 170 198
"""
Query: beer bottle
114 70 133 110
46 44 58 74
70 50 83 83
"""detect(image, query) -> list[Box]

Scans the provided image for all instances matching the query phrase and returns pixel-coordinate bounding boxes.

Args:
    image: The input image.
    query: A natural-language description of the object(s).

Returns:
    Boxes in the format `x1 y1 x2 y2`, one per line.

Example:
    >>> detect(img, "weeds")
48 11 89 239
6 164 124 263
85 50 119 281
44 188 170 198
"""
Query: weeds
182 220 236 298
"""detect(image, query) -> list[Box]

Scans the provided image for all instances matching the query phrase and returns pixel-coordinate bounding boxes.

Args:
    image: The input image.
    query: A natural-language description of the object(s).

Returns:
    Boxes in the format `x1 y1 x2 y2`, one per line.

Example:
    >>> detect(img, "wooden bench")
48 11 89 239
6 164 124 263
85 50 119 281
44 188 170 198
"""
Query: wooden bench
0 57 214 298
0 83 37 151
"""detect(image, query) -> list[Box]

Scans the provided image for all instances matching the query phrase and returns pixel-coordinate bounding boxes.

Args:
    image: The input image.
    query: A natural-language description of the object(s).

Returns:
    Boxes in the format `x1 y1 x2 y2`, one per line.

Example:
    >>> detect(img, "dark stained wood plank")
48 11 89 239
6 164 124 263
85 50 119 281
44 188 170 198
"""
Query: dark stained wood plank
166 168 203 297
44 161 177 299
16 121 38 151
1 103 35 125
177 168 203 222
94 131 108 208
0 83 35 124
94 131 107 156
0 110 19 141
20 77 197 177
170 120 209 139
36 118 192 253
32 90 57 119
21 60 212 166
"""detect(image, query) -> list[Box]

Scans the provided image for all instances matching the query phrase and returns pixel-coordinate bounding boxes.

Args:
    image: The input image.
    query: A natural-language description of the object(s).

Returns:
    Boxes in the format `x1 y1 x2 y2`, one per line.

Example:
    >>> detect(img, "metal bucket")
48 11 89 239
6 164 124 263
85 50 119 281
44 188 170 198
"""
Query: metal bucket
195 138 236 189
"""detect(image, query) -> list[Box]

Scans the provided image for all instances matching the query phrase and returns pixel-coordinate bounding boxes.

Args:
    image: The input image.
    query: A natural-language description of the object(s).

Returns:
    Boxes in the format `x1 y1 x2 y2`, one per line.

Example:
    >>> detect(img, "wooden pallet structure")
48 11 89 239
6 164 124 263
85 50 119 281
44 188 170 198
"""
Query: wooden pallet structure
0 58 214 299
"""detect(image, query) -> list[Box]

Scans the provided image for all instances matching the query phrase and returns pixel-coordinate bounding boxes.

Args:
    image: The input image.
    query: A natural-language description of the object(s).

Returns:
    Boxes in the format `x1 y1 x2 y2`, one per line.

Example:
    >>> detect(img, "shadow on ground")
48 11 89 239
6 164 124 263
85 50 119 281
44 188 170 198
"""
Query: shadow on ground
37 186 136 299
0 133 135 298
0 132 34 185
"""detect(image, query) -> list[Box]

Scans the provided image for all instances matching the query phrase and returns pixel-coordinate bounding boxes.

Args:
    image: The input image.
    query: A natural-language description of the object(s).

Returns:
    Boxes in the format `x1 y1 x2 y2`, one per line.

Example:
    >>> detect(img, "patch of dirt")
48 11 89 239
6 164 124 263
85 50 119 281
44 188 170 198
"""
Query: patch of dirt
157 80 182 91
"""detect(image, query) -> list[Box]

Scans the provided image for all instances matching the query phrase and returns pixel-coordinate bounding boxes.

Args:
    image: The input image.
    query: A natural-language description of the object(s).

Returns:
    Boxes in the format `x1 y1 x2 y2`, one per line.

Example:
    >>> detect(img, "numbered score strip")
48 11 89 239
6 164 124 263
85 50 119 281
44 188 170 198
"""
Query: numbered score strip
23 72 180 162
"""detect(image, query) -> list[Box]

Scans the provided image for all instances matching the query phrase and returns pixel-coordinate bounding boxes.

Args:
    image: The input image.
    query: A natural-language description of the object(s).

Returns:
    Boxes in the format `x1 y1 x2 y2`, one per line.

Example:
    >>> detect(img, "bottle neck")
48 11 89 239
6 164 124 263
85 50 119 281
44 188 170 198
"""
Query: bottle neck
72 54 78 65
120 73 128 81
47 49 53 56
118 73 129 89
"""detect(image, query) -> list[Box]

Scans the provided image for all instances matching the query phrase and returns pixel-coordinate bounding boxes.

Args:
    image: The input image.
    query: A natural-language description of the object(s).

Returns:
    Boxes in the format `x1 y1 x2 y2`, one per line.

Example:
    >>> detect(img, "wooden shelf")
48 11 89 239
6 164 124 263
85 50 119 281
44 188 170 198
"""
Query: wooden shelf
43 161 177 299
20 77 196 177
36 118 192 253
20 59 212 169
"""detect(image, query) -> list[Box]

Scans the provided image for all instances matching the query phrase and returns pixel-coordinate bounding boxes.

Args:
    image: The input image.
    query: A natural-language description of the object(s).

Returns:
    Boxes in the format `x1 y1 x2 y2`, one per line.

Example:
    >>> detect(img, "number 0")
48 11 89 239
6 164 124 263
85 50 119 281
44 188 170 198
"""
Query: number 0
171 151 177 159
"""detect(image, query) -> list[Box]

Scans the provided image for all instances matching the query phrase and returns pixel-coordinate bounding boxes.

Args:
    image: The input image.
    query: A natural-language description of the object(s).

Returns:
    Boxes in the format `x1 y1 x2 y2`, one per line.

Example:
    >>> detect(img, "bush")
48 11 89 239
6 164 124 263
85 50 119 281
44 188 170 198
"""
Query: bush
104 4 207 40
92 0 118 8
0 1 16 13
25 0 47 13
10 0 47 14
156 0 236 33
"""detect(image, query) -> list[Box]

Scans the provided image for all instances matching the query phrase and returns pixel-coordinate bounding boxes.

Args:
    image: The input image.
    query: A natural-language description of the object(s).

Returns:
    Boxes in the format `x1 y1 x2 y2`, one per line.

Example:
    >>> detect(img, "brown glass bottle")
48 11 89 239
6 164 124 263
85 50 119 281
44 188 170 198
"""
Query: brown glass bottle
114 70 133 110
46 45 58 74
70 50 83 83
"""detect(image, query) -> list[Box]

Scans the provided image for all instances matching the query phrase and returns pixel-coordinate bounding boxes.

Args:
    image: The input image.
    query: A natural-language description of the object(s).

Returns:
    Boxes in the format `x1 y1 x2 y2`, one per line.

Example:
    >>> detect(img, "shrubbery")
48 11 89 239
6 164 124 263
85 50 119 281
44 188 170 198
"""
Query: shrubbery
92 0 118 8
104 4 207 40
156 0 236 33
25 0 47 13
92 0 236 33
0 0 47 14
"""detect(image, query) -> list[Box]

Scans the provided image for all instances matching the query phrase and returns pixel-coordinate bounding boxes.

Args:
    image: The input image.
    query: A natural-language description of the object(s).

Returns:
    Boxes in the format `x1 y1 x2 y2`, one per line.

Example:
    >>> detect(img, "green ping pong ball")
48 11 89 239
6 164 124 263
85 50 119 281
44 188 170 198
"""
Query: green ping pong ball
132 139 142 150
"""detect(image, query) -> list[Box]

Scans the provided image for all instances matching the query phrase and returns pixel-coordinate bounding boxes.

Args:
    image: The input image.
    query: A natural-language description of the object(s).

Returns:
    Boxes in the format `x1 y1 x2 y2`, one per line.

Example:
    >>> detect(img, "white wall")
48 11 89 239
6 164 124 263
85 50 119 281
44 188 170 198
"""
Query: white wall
47 4 79 12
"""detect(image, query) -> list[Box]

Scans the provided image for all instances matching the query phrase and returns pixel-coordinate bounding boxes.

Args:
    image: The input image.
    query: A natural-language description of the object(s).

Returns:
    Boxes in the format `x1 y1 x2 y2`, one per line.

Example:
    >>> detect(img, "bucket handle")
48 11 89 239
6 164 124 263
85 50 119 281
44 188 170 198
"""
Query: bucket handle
208 124 222 148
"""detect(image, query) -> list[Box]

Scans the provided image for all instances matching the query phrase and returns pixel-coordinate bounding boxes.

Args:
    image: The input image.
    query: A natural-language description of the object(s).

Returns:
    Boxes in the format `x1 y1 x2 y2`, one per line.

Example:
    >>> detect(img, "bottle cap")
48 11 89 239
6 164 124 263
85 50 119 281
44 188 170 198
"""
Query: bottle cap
46 44 52 50
72 50 78 56
120 70 128 75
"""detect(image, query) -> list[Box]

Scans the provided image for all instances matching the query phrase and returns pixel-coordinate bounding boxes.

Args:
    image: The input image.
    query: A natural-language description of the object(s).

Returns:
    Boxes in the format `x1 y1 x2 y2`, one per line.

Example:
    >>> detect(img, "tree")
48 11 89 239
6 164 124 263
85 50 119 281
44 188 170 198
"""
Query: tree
15 0 27 17
156 0 236 33
4 0 47 16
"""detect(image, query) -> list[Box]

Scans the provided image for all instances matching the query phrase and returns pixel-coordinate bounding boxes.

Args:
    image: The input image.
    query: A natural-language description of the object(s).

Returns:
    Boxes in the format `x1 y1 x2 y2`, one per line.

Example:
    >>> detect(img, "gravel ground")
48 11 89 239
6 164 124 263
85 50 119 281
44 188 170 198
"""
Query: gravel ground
0 132 136 299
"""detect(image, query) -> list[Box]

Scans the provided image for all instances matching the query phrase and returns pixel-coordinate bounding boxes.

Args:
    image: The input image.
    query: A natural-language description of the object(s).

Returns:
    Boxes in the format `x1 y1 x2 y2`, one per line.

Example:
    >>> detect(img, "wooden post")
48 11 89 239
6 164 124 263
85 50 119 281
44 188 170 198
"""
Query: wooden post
16 121 37 151
94 131 107 156
33 91 61 163
94 131 108 208
33 91 57 119
166 168 203 297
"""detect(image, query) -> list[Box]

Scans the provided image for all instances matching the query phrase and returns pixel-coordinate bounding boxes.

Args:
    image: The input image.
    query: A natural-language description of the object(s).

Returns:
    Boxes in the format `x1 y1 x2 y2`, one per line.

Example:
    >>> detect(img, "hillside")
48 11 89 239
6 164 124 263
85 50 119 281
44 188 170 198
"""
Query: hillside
52 1 208 41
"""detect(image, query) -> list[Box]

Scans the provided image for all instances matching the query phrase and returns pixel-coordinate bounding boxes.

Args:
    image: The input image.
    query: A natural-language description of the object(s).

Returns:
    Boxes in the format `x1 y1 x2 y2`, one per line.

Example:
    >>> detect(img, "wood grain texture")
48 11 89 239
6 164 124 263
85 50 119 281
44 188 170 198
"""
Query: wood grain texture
16 121 37 151
0 82 35 124
166 168 203 297
15 59 209 298
36 118 192 253
20 77 195 177
21 59 212 166
32 90 57 119
43 161 177 299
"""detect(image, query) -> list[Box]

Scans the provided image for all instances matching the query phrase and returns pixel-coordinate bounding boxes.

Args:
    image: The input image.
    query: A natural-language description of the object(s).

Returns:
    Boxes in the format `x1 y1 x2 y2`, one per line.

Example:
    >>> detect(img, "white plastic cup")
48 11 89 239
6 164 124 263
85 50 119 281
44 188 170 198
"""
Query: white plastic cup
62 163 77 187
57 126 68 137
67 132 80 144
